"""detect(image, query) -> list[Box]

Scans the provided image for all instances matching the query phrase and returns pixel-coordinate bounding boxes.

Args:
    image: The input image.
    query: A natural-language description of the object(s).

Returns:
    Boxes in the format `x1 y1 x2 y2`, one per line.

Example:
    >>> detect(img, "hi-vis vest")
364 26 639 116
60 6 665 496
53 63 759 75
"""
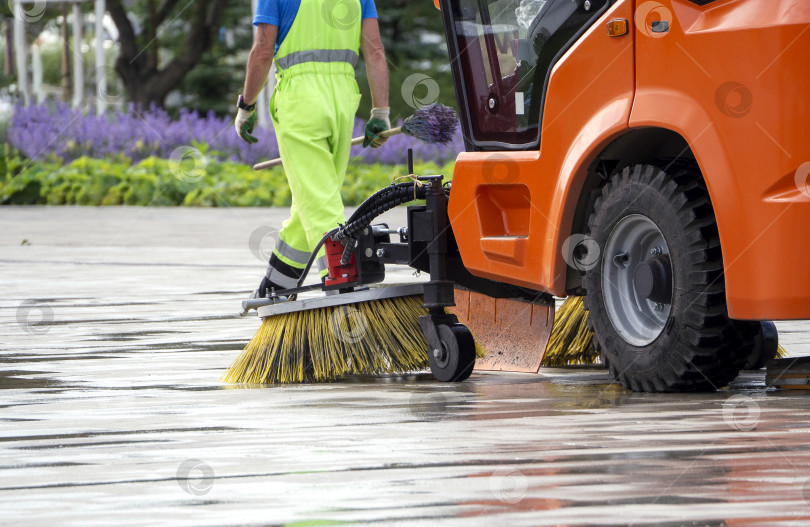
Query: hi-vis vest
275 0 363 78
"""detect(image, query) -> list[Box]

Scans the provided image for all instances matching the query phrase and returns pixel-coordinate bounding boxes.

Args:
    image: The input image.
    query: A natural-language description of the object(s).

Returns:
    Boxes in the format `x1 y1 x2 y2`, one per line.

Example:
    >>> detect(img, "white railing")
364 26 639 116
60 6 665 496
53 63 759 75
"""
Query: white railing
10 0 107 114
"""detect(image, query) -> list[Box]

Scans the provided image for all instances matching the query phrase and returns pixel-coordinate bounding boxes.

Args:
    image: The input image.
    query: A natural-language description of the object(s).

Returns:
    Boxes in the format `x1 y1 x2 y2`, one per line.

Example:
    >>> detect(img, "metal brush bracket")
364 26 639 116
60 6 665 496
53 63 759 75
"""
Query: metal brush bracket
334 165 463 355
410 175 463 353
335 169 469 376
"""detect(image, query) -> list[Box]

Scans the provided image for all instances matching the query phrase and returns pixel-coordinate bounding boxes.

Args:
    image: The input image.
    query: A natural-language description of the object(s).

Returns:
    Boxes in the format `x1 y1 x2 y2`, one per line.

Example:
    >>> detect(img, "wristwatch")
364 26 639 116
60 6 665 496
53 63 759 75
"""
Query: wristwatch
237 95 256 112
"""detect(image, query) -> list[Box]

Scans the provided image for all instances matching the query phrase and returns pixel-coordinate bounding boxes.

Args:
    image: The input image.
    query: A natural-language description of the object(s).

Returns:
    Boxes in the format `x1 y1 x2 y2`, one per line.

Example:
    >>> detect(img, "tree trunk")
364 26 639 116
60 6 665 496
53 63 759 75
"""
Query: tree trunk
108 0 228 108
4 19 13 76
61 3 71 101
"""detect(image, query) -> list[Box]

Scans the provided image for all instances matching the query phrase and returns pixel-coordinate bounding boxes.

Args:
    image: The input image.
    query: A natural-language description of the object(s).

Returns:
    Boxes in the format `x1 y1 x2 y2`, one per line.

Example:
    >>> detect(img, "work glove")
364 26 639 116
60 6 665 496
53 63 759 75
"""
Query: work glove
235 108 258 144
363 107 391 148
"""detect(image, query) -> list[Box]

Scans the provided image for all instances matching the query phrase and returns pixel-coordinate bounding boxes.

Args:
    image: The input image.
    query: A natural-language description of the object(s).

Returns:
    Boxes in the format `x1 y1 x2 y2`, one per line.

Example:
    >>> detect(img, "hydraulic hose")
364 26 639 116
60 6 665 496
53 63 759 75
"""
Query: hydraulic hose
296 180 442 283
345 182 421 225
342 184 428 241
296 227 339 288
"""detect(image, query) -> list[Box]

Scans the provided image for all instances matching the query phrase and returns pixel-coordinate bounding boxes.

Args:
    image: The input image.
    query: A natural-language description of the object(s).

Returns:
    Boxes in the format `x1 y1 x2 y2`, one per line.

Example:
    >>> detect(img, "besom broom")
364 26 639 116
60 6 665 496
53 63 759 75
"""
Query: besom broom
252 103 459 171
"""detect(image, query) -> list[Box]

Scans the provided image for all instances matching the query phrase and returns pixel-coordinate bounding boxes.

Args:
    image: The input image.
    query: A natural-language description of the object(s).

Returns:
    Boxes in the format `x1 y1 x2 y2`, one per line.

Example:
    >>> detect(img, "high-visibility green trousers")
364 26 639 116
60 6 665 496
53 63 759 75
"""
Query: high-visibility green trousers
268 69 361 284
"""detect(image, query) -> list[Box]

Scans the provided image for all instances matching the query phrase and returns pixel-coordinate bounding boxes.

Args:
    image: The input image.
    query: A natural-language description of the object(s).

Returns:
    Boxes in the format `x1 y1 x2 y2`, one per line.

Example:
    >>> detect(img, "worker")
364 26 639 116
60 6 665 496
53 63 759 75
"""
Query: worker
235 0 390 298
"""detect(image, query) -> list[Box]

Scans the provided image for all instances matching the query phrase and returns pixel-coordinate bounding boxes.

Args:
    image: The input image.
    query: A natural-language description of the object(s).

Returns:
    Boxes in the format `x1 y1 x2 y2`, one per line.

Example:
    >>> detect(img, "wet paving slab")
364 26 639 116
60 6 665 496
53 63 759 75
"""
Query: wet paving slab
2 207 810 526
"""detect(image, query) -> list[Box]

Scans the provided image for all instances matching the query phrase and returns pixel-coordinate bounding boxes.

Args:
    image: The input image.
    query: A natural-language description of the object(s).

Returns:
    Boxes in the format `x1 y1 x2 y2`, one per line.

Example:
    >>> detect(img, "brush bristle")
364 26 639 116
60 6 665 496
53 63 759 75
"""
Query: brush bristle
401 103 459 145
543 296 598 367
222 295 485 384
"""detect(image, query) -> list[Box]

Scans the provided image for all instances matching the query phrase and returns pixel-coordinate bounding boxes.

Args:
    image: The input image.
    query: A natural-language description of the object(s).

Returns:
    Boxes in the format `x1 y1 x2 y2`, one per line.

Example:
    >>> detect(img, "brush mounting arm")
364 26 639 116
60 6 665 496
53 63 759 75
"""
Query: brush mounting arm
417 176 457 310
337 182 431 265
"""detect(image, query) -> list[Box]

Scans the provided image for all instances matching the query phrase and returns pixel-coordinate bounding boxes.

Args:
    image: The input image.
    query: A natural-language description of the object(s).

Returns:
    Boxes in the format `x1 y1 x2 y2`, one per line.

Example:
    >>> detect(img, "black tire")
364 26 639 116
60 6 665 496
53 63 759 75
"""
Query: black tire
428 324 476 382
742 321 780 370
583 164 749 392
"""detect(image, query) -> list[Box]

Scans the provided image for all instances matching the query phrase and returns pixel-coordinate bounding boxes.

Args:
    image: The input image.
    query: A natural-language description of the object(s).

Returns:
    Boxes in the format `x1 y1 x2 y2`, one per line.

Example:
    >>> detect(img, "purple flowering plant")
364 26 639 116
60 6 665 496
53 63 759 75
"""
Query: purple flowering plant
8 102 464 167
2 102 463 207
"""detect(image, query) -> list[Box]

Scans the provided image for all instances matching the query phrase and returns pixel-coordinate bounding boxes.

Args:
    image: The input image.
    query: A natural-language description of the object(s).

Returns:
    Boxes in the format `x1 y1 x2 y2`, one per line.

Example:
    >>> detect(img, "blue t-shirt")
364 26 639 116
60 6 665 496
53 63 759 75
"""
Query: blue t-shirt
254 0 378 52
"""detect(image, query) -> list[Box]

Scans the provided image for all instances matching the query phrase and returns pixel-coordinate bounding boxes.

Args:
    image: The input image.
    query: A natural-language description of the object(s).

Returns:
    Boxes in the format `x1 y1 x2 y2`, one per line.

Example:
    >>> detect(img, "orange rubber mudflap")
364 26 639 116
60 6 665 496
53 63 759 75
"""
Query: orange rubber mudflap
449 288 555 373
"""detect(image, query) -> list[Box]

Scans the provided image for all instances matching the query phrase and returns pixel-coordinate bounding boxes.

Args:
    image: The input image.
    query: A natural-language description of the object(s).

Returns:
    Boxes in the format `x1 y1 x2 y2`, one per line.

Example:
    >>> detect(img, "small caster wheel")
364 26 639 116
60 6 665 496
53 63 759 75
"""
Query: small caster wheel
744 321 780 370
428 323 476 382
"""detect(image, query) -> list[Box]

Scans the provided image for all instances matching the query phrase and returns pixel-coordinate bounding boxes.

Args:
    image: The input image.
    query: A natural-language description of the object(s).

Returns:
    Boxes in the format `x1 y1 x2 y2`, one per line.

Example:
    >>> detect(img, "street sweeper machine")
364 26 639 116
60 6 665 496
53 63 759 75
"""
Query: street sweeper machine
228 0 810 393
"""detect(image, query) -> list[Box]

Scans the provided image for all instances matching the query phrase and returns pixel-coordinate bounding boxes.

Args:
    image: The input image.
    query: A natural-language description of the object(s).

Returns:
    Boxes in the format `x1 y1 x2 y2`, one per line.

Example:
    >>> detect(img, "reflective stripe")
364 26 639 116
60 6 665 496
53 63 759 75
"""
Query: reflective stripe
276 239 311 265
316 256 329 273
266 267 301 290
277 49 359 70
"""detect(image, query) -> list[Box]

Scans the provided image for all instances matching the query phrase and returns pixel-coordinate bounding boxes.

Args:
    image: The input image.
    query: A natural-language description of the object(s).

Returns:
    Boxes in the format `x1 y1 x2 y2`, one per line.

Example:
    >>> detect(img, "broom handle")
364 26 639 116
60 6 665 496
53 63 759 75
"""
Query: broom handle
252 126 403 171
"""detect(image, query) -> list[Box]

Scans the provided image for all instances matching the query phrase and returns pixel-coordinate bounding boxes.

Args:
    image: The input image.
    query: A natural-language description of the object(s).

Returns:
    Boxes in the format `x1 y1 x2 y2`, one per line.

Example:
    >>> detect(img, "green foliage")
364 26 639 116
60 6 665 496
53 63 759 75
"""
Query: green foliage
0 156 456 207
35 42 118 89
174 3 254 116
362 2 458 121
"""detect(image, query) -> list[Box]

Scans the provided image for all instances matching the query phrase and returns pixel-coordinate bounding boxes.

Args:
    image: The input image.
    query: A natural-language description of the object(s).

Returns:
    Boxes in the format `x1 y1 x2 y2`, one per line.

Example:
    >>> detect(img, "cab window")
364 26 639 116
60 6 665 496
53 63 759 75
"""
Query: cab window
444 0 610 149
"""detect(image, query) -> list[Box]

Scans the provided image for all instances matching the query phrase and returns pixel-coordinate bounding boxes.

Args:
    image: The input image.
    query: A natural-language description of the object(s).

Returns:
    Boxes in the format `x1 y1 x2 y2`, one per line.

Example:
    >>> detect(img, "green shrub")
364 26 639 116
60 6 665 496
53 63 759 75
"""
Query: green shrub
0 156 456 207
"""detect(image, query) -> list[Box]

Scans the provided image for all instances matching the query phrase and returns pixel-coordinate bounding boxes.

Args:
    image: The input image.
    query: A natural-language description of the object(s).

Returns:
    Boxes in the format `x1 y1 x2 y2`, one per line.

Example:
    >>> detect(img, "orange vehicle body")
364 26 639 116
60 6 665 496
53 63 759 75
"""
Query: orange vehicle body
446 0 810 320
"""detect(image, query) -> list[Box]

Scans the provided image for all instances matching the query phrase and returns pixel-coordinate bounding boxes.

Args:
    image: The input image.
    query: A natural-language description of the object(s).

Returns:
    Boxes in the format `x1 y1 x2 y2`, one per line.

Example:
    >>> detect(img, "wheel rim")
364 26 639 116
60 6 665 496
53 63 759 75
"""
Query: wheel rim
602 214 673 347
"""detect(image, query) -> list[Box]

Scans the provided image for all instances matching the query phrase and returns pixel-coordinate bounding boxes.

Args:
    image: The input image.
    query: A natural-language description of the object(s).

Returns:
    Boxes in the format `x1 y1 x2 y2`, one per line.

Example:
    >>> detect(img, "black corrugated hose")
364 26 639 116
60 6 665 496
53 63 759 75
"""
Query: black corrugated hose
296 181 437 287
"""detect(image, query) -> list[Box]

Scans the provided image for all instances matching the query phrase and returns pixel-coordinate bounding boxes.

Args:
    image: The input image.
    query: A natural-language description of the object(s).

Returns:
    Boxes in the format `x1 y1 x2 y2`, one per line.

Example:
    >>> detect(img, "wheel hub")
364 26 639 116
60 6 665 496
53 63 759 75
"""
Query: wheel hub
433 346 448 366
602 214 673 347
633 255 673 305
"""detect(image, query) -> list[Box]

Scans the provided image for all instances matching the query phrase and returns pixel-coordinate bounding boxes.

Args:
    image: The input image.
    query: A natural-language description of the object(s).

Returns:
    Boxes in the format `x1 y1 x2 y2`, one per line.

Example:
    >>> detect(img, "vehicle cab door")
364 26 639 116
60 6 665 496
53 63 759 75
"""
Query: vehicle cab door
438 0 617 152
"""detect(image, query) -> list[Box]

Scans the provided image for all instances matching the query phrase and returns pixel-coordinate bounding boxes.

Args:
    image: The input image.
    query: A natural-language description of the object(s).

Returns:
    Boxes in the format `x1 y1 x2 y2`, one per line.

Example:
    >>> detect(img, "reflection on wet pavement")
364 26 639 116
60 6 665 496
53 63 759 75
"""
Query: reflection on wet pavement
2 207 810 526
